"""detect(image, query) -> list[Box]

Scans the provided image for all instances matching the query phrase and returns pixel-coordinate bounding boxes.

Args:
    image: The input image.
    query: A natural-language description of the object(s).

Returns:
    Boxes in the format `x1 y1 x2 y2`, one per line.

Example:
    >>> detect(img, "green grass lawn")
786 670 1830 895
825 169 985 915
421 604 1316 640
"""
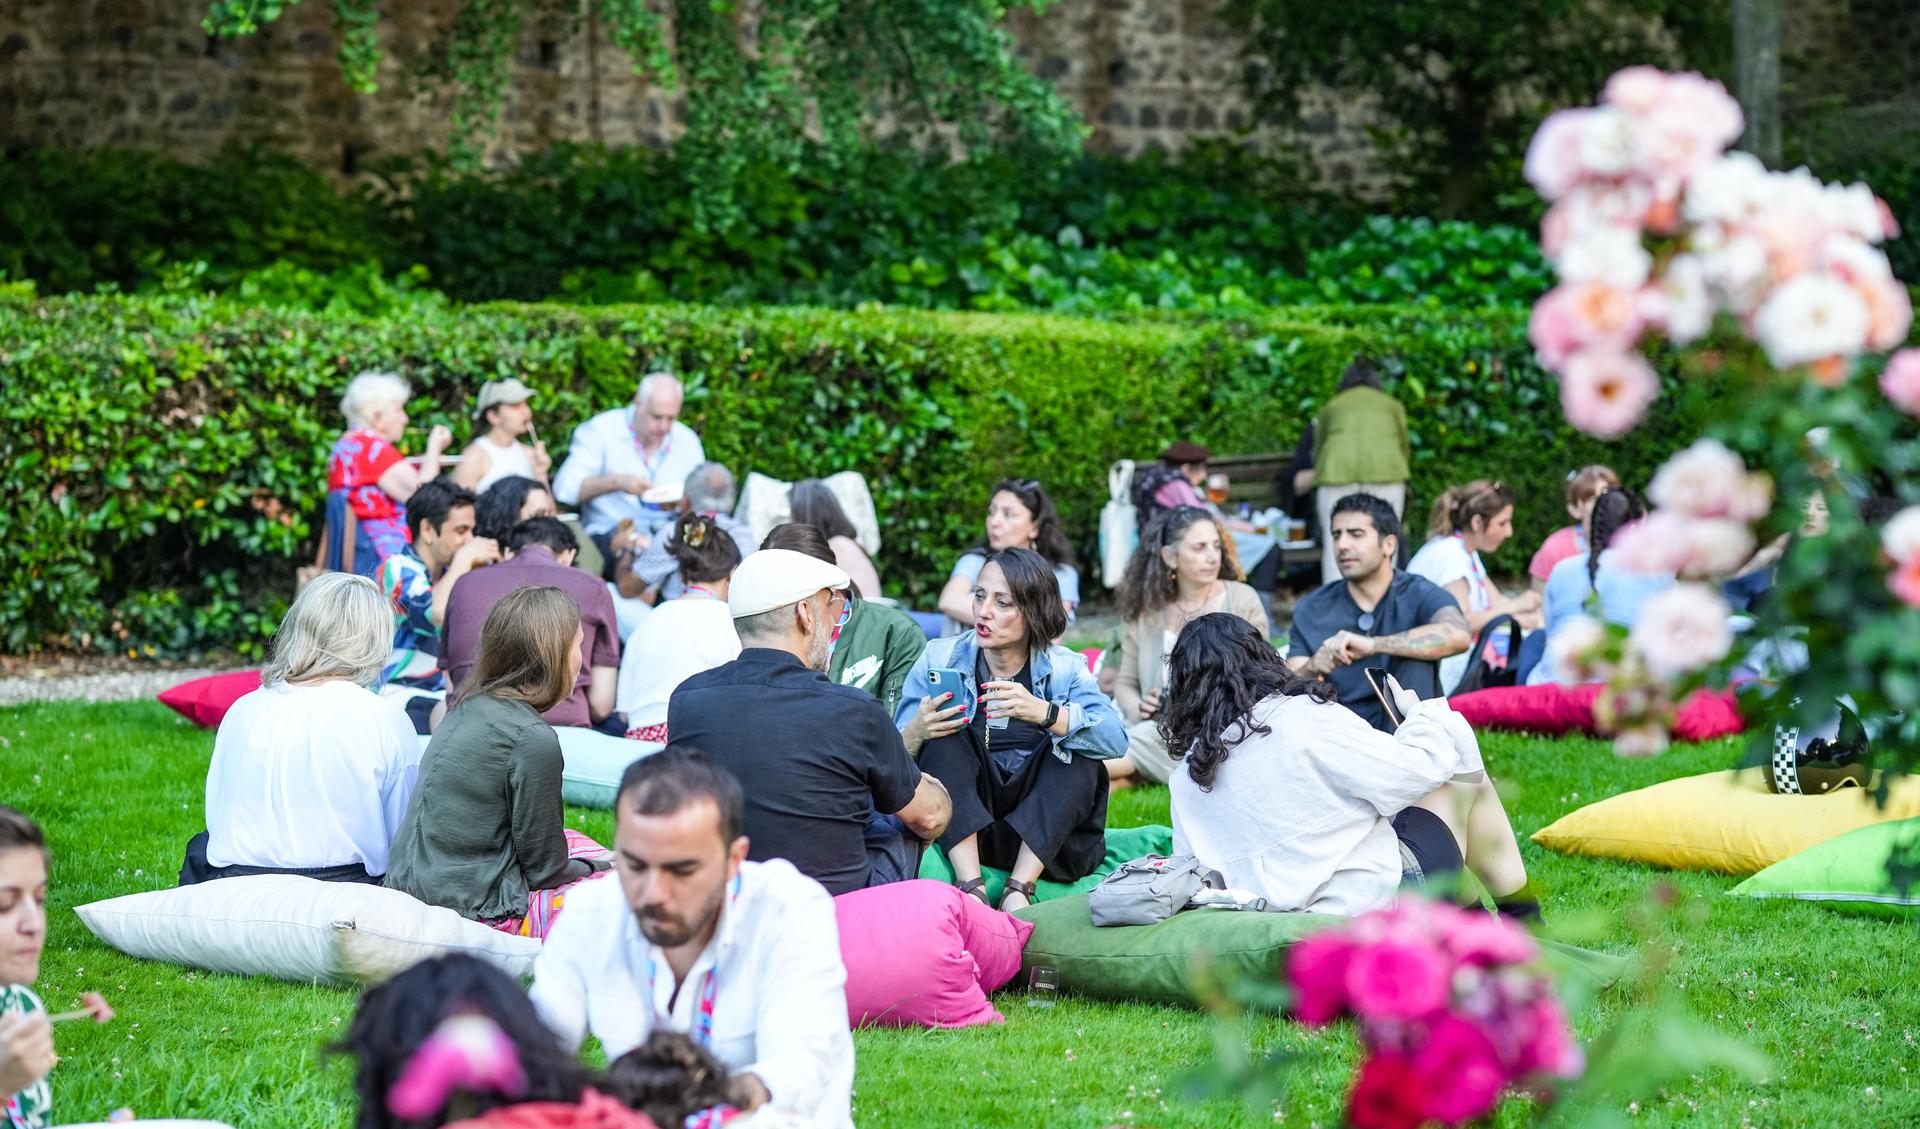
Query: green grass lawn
6 699 1920 1127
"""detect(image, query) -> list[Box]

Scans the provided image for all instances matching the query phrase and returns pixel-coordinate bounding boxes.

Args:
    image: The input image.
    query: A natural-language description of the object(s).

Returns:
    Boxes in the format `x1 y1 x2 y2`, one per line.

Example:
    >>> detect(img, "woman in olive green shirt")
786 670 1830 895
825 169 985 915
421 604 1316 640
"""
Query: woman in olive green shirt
384 586 612 938
1314 359 1410 584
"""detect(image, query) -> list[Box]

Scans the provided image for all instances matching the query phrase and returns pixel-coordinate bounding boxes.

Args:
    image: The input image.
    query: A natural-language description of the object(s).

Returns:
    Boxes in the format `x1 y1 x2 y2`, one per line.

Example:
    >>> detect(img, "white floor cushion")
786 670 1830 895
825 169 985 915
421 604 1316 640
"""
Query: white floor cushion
75 875 541 988
559 727 661 809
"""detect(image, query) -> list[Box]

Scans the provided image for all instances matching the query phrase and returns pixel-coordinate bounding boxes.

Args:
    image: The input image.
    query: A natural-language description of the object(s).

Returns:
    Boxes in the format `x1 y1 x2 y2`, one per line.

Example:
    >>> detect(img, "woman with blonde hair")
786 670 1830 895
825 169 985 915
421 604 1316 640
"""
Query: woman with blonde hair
184 572 424 885
384 586 613 938
329 370 454 568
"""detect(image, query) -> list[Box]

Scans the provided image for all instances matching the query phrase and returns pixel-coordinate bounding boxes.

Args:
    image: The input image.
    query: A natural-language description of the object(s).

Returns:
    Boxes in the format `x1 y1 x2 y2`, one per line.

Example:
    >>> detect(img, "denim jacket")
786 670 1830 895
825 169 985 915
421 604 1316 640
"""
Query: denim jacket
894 632 1128 764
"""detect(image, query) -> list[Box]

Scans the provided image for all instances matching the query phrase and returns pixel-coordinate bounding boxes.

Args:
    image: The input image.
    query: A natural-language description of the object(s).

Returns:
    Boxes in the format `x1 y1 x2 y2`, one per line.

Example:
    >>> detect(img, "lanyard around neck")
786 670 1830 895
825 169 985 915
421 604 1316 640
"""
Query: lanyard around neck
630 423 671 478
642 872 741 1048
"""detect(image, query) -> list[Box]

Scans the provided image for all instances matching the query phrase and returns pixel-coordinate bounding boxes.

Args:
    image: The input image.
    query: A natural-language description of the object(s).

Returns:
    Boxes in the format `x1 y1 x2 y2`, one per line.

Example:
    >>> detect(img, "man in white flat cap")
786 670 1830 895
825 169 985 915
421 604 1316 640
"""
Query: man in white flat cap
665 549 952 894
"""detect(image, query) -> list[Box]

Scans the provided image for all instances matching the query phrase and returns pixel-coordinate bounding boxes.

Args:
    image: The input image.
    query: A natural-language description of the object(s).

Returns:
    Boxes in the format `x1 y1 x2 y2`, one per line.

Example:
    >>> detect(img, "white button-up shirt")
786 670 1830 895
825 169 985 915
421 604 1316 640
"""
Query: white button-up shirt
530 859 855 1128
552 409 707 535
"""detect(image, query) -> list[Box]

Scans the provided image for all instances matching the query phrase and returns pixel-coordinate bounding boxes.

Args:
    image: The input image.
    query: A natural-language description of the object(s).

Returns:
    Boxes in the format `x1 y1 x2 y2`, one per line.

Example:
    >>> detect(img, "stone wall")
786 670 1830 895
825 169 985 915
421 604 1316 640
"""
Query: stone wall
0 0 1394 192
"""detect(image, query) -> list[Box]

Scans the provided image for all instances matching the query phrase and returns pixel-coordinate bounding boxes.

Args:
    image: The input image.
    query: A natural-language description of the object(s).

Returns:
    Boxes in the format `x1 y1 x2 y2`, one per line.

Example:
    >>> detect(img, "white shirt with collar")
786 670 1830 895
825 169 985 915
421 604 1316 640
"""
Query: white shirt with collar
552 410 707 535
530 858 855 1128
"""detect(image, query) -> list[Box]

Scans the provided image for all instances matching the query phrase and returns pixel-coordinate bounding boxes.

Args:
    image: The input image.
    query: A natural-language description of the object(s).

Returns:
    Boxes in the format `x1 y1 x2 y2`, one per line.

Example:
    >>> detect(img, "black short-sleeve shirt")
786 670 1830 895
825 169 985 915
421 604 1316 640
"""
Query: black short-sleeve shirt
1288 572 1461 732
667 648 922 895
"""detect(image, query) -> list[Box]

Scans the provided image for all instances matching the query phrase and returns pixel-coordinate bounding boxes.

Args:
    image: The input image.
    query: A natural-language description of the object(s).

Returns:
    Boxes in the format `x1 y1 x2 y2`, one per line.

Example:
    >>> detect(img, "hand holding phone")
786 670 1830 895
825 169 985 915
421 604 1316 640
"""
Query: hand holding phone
927 668 977 721
1364 667 1423 729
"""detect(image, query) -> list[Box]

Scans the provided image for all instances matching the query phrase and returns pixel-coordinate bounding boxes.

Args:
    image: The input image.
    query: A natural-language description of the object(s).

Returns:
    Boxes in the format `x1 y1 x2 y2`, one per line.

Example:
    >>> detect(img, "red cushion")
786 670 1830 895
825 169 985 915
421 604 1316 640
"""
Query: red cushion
1450 683 1745 741
156 670 263 728
833 879 1034 1028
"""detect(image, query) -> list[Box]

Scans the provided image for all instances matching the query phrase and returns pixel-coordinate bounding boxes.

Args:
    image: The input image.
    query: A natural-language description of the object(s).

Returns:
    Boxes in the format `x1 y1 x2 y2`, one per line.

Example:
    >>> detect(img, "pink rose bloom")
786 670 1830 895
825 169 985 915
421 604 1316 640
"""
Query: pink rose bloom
1540 183 1653 258
1515 997 1586 1078
1879 349 1920 416
1639 254 1714 345
1628 583 1733 679
1879 506 1920 607
1680 518 1757 578
1559 350 1658 439
1411 1014 1509 1125
1555 225 1653 288
1348 1053 1428 1129
1647 439 1772 522
1602 65 1671 113
1753 272 1872 370
1860 273 1914 353
1288 931 1356 1025
1611 722 1671 758
1439 910 1538 967
1609 514 1692 577
1344 937 1452 1022
1636 73 1743 180
1546 615 1611 683
1530 281 1644 369
1525 109 1597 201
388 1014 529 1121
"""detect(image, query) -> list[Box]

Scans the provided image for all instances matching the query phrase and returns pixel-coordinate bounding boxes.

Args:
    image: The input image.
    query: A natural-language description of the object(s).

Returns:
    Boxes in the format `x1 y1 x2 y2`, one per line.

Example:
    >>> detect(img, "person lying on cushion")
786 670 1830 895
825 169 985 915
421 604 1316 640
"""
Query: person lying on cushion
1288 493 1470 733
1159 613 1539 920
183 573 423 886
384 586 613 939
896 548 1128 912
1 806 56 1129
332 954 644 1129
1105 506 1270 788
532 751 856 1129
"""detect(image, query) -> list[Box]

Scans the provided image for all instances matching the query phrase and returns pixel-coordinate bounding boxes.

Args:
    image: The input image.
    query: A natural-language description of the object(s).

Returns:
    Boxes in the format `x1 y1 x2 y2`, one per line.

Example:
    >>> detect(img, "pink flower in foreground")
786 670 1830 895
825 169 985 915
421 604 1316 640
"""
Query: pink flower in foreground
1348 1053 1427 1129
1753 272 1872 370
1438 909 1538 967
1880 506 1920 607
1607 512 1690 575
1287 931 1355 1025
1647 439 1772 523
1516 997 1586 1079
1639 254 1714 345
1530 281 1644 369
1411 1013 1509 1125
1879 349 1920 416
1525 109 1599 201
1601 65 1670 112
1559 351 1658 438
1546 615 1611 683
1679 518 1758 579
1345 938 1452 1022
1628 583 1734 678
1611 722 1671 758
387 1014 528 1121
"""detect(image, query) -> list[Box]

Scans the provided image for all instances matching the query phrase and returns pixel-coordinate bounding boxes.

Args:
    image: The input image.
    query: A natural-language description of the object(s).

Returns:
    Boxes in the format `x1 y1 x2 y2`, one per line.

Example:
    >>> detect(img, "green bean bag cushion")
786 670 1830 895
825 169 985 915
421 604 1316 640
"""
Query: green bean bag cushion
1008 894 1630 1010
1730 817 1920 919
916 824 1173 905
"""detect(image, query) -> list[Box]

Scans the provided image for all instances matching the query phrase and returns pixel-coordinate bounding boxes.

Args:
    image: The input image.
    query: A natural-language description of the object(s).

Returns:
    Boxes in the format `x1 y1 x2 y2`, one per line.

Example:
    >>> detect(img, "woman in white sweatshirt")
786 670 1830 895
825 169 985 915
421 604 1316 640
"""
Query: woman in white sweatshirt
1156 613 1538 919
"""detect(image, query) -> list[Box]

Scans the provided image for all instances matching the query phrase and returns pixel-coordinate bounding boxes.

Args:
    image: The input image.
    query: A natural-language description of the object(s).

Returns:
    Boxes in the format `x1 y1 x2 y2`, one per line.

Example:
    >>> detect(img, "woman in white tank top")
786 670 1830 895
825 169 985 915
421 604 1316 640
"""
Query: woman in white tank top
452 378 551 493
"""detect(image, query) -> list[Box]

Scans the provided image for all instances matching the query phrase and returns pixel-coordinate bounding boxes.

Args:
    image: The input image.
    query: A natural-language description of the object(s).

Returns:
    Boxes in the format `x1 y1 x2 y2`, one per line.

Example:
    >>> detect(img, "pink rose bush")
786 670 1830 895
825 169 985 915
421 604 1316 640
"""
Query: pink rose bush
1289 901 1581 1129
1526 68 1909 435
1880 506 1920 608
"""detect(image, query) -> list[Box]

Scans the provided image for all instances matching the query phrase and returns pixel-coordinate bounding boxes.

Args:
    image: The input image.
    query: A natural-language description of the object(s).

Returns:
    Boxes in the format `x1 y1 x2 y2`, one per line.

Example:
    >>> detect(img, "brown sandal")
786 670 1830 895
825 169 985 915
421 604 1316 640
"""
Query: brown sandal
957 877 990 906
1000 878 1037 911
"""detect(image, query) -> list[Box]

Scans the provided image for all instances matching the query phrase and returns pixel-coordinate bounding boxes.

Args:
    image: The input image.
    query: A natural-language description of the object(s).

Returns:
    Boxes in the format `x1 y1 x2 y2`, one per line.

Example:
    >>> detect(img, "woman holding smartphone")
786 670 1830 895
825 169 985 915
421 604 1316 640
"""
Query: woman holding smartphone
897 549 1126 911
1156 614 1538 919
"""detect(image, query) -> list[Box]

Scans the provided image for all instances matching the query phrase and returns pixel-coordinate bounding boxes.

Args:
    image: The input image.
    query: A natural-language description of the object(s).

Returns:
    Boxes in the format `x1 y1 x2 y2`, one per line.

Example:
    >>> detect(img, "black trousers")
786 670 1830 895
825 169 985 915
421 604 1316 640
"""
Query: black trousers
178 830 379 887
919 730 1108 883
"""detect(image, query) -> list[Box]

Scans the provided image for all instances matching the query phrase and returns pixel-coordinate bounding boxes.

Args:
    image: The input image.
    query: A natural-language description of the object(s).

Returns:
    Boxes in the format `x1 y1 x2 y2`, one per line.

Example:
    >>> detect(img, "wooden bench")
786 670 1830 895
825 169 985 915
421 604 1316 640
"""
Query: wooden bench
1208 451 1292 510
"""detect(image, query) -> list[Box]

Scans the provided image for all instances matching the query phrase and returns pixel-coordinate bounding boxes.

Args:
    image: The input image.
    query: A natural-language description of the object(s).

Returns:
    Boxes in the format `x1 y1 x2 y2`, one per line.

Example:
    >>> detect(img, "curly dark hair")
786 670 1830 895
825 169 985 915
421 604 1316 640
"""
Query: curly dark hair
667 511 741 585
604 1032 737 1128
981 478 1076 568
474 476 553 542
1587 487 1647 586
1157 613 1335 791
330 954 596 1129
1115 507 1243 622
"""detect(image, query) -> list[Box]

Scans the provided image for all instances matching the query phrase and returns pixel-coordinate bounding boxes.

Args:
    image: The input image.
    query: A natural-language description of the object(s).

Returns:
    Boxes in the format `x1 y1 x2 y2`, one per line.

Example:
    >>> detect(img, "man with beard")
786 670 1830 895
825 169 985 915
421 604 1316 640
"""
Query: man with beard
664 550 951 894
531 751 855 1127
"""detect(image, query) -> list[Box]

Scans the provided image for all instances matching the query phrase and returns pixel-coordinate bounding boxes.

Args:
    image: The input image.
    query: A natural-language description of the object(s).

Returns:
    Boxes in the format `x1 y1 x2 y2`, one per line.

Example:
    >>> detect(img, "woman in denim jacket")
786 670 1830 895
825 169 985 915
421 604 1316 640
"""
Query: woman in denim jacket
896 548 1127 912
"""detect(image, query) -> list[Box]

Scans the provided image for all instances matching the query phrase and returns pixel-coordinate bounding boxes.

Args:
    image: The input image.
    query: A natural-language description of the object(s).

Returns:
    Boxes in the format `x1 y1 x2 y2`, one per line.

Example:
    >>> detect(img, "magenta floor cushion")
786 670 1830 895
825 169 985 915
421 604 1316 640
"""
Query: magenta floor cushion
157 670 263 728
834 879 1035 1028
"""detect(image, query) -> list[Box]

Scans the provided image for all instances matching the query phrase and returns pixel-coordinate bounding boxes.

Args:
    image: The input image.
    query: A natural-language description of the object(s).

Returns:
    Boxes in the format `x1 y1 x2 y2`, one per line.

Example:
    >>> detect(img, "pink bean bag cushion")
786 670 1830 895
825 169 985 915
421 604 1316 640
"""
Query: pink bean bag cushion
157 670 264 728
1450 683 1744 742
834 879 1035 1028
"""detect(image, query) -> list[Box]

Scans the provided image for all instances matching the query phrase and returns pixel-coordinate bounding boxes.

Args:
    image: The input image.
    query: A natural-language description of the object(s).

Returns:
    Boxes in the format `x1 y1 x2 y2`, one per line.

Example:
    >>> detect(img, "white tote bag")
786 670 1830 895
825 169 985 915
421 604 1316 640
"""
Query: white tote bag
1100 459 1138 589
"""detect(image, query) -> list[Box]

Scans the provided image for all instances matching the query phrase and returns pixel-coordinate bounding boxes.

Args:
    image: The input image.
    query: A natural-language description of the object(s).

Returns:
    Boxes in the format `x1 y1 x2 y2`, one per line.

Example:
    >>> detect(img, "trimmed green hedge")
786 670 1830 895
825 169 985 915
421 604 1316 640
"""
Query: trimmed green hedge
0 290 1712 654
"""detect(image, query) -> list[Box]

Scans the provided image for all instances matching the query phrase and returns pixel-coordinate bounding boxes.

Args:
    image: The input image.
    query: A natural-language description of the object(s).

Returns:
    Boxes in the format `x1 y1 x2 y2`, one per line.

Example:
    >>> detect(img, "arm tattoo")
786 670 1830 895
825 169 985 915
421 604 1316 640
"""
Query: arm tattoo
1370 606 1470 660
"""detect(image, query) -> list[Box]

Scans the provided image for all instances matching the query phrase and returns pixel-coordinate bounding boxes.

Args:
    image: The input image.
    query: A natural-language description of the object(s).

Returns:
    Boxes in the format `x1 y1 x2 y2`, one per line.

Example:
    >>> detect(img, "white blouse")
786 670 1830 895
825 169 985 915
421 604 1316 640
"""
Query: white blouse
615 596 741 728
204 679 423 874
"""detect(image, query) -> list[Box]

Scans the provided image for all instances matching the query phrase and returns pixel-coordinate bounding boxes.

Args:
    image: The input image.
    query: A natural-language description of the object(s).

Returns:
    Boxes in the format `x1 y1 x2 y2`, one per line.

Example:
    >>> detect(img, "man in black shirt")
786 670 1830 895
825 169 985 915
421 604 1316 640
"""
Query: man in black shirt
1289 494 1471 732
667 549 952 895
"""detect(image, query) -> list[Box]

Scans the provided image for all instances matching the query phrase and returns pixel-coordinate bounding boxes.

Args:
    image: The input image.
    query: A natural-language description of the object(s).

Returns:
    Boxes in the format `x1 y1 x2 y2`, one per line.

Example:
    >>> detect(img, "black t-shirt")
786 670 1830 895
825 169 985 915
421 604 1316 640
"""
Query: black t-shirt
667 648 922 895
1289 571 1460 733
972 656 1052 776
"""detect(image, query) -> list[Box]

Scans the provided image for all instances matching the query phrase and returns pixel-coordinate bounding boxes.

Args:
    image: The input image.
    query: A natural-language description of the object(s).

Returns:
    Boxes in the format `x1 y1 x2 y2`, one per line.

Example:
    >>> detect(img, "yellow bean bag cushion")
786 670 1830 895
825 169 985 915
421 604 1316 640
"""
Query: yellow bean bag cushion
1531 768 1920 875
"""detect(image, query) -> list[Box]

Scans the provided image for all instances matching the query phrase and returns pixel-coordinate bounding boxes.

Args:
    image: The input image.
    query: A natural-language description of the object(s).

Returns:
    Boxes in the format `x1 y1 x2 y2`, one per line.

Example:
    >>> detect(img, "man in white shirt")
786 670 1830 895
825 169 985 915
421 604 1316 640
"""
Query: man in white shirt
532 749 855 1128
552 371 708 551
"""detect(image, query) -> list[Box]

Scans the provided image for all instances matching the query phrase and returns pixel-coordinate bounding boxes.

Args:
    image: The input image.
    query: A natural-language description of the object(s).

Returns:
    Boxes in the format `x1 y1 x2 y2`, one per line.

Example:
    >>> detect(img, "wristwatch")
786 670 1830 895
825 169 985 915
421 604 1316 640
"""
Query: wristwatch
1042 701 1062 729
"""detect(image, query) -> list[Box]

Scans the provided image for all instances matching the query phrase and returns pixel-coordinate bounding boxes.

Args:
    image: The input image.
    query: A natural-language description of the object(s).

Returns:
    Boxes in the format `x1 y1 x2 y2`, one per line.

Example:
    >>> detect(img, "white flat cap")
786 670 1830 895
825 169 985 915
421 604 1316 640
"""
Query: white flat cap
727 549 850 619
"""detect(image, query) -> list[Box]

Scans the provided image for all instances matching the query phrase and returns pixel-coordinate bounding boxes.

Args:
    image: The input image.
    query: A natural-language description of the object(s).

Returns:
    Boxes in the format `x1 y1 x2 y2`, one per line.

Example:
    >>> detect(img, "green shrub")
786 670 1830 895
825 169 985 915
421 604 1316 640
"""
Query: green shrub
0 292 1712 655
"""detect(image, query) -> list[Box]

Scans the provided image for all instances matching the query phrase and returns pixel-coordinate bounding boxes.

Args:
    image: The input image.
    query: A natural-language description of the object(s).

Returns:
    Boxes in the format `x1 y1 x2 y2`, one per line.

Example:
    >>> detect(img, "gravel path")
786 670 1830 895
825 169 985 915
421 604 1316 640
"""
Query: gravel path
0 666 246 708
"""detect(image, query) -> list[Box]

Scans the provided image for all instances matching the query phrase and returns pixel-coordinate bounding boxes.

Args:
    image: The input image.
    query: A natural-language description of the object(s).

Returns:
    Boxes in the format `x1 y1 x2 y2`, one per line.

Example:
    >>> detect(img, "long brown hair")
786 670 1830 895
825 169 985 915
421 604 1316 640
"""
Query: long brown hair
1426 479 1515 539
456 586 581 713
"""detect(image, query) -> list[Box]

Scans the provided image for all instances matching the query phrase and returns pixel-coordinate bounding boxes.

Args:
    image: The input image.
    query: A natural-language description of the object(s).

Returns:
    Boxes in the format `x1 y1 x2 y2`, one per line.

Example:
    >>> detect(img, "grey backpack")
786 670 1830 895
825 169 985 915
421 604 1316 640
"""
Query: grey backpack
1088 854 1226 927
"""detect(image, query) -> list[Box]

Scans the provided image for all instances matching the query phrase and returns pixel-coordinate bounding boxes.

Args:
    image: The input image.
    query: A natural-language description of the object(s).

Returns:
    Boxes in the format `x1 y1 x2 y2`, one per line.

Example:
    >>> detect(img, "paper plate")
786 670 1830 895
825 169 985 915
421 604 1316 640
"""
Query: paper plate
641 482 684 506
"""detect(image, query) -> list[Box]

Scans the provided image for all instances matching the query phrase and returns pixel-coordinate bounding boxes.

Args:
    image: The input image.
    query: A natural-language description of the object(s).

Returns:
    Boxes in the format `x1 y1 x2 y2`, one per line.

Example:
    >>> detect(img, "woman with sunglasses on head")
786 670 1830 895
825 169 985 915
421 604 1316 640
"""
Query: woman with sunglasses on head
1104 507 1270 789
936 478 1080 637
1407 479 1541 691
898 548 1126 912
